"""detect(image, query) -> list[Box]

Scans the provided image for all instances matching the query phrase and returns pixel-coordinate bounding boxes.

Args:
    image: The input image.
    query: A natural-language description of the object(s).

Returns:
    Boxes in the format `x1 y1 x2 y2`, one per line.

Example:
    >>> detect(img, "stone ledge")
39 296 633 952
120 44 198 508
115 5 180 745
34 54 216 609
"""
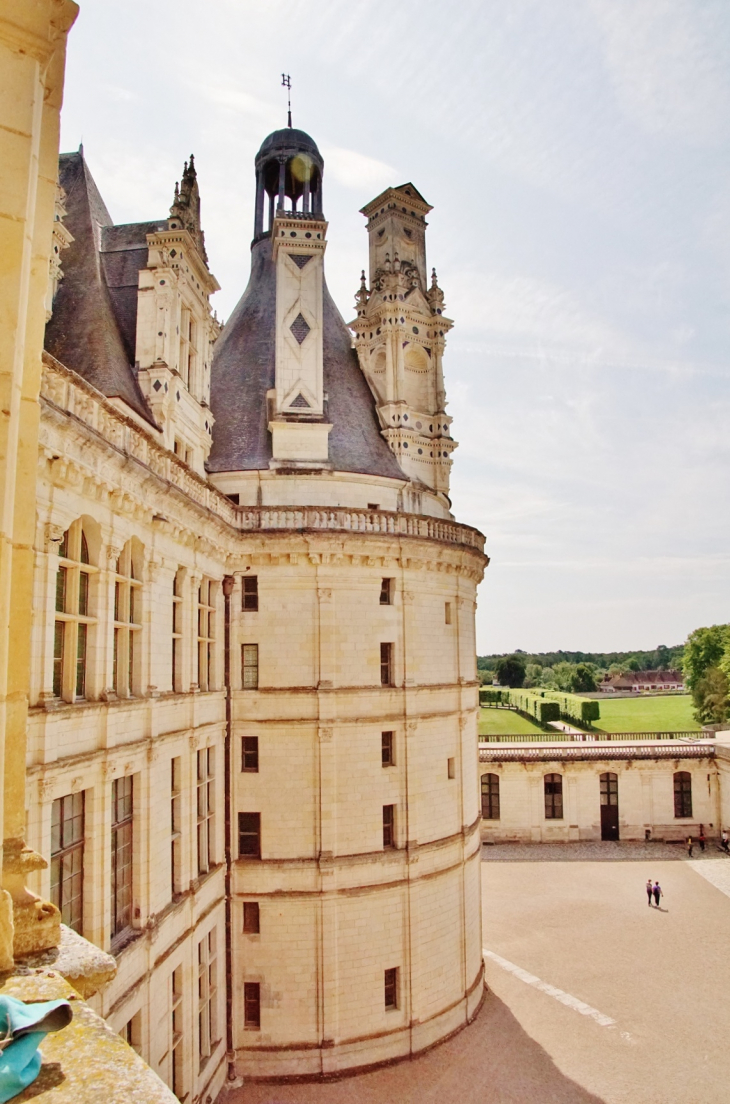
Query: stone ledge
0 971 177 1102
15 924 117 998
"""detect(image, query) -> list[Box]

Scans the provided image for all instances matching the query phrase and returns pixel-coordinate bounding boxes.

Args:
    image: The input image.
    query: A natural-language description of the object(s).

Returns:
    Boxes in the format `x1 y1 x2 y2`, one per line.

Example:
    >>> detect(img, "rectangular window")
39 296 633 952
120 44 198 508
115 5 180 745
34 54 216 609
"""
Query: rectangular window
55 565 67 612
444 601 452 625
674 772 693 818
113 542 141 698
50 792 84 934
171 967 184 1099
197 929 218 1067
242 736 259 772
481 773 501 820
75 622 87 698
381 731 394 767
447 756 456 779
53 621 64 698
380 643 394 687
544 774 563 820
380 578 393 605
384 967 398 1009
244 982 260 1030
242 576 258 612
242 644 259 690
111 776 133 939
238 813 261 858
383 804 395 848
172 571 183 692
197 748 215 876
171 757 181 896
197 580 216 691
120 1011 141 1055
243 902 260 934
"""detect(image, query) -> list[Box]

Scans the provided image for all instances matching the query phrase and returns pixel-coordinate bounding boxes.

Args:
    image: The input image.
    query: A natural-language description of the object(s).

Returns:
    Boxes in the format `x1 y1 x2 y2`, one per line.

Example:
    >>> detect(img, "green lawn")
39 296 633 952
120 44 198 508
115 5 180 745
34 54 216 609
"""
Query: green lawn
591 694 698 733
478 708 544 737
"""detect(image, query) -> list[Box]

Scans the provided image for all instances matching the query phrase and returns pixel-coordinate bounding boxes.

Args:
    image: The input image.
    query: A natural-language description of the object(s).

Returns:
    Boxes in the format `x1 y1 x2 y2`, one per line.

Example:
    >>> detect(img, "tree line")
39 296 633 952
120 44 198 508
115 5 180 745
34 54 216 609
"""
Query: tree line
477 629 729 725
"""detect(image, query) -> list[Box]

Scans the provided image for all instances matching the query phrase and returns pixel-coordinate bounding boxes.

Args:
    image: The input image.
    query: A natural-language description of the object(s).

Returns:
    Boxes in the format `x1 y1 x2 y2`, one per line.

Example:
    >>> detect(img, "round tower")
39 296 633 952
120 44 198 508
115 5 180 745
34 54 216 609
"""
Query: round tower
210 126 487 1079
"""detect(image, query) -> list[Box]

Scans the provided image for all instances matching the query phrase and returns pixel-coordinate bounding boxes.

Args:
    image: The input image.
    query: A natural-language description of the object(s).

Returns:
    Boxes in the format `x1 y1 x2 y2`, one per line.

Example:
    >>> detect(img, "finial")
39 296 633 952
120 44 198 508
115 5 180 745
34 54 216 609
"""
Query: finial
360 270 367 287
189 153 195 170
183 160 188 175
431 267 438 287
174 181 179 198
384 253 392 272
393 252 401 272
281 73 292 128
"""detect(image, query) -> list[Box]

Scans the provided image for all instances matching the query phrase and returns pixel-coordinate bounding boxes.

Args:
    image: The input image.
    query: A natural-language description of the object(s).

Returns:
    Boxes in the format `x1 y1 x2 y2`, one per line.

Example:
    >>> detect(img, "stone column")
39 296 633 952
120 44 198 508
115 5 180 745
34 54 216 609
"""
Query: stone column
0 0 78 964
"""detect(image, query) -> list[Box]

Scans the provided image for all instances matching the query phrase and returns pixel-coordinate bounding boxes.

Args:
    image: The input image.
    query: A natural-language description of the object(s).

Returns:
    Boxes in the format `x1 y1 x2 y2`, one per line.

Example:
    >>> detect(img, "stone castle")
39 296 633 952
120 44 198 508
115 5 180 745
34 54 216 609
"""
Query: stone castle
29 118 488 1098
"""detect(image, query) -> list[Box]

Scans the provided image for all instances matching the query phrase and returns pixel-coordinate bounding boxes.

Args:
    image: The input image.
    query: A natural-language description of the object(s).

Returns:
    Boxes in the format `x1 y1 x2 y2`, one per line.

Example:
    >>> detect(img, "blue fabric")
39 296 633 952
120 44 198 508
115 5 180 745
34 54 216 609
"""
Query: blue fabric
0 996 72 1102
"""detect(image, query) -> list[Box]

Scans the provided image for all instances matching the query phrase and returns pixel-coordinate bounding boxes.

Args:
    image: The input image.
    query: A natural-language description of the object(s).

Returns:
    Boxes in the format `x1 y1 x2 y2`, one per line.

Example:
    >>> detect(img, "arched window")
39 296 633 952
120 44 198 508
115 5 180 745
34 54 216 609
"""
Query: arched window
113 540 142 697
674 771 693 818
544 773 563 820
481 774 500 820
53 520 97 701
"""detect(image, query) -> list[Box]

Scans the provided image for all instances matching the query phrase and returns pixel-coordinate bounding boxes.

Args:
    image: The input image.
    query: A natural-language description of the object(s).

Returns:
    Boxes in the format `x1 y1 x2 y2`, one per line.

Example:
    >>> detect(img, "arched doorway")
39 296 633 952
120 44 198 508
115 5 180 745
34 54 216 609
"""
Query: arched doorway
600 772 619 840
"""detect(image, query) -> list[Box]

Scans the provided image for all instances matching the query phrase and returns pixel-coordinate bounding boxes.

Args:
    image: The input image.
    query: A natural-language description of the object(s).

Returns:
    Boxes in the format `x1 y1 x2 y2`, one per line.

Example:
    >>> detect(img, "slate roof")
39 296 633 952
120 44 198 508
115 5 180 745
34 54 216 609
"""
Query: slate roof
208 236 404 479
44 152 158 426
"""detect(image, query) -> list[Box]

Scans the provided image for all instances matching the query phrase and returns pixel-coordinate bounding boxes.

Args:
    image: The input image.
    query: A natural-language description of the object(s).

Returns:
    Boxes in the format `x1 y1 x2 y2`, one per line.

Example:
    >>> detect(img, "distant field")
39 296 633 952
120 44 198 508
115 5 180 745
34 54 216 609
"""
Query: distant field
478 708 544 736
592 694 698 732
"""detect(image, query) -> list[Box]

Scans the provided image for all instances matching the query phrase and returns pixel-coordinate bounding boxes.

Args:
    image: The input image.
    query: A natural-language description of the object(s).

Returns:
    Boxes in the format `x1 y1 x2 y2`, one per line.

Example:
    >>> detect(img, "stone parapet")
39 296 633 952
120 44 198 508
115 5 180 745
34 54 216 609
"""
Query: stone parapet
0 970 176 1102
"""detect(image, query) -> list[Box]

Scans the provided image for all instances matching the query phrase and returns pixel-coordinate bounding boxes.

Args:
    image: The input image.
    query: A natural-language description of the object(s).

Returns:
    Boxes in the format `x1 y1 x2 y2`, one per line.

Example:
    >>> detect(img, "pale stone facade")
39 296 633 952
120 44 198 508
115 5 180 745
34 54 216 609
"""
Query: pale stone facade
24 119 488 1097
479 742 720 843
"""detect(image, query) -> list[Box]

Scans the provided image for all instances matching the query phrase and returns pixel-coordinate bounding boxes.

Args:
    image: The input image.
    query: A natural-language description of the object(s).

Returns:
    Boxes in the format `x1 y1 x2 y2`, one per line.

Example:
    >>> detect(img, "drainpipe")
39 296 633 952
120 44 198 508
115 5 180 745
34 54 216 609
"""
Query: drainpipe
222 574 236 1082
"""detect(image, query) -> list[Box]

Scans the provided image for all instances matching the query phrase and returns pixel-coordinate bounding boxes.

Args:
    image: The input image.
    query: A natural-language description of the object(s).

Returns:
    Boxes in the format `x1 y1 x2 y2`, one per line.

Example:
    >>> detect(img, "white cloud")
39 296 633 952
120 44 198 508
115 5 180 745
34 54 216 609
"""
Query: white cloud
320 145 396 192
590 0 730 143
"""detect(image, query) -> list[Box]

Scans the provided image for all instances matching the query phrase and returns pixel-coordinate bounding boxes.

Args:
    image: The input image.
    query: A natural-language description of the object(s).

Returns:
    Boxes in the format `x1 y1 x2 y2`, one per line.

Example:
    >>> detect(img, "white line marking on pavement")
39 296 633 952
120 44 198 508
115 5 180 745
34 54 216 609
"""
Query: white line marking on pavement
483 949 616 1027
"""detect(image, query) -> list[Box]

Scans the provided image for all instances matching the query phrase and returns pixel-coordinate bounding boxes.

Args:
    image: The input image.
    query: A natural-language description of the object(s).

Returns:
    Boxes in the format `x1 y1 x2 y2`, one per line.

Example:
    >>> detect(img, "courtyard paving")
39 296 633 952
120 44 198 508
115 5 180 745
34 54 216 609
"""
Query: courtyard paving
223 842 730 1104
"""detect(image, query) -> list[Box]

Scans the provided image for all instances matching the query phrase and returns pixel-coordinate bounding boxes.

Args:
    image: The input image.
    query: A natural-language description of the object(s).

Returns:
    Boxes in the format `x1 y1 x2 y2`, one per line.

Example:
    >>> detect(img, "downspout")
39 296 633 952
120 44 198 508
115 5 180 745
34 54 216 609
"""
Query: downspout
222 574 236 1082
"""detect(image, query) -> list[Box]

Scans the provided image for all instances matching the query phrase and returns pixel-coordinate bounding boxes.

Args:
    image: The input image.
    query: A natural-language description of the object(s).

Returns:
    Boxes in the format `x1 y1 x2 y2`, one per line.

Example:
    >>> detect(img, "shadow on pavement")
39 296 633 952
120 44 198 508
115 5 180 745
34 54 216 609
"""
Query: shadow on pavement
225 989 607 1104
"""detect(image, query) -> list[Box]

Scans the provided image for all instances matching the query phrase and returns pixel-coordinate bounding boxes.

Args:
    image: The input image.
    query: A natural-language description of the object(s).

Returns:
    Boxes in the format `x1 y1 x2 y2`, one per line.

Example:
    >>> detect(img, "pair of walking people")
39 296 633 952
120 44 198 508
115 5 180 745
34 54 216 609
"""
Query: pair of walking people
646 878 662 908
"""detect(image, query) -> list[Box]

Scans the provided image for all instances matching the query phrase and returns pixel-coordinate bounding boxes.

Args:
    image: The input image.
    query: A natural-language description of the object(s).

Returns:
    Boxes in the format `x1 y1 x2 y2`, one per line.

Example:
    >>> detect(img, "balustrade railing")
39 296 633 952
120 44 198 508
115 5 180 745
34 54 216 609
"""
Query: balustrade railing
480 731 710 744
41 355 486 553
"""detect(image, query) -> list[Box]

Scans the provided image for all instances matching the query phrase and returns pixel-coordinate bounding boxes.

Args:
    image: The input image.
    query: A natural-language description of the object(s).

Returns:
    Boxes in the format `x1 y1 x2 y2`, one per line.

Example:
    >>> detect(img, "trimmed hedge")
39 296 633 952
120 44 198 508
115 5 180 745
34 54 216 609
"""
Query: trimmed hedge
543 690 600 725
479 689 506 705
507 688 560 724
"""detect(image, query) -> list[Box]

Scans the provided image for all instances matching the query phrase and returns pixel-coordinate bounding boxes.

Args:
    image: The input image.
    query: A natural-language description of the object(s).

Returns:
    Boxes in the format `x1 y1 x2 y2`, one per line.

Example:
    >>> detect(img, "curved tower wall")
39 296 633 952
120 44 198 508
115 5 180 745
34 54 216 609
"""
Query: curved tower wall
230 522 486 1077
208 126 489 1077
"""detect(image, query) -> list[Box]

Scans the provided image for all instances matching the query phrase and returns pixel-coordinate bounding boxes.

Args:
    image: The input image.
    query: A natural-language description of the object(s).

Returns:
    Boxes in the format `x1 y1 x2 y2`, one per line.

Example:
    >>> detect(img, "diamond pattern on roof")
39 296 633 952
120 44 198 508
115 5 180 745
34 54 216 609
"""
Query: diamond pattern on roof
289 253 312 269
290 313 310 344
289 393 311 409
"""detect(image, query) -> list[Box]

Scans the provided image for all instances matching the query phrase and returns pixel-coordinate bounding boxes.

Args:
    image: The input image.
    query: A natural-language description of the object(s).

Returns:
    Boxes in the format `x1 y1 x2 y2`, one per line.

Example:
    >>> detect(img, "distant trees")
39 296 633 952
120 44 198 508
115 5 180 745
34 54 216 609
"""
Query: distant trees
494 654 526 688
571 663 598 692
692 667 729 726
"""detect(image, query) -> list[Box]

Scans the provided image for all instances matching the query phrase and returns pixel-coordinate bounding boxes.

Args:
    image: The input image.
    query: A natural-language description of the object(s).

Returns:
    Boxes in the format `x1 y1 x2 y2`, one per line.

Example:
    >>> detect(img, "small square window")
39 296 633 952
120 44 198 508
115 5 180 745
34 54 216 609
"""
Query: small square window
382 731 394 767
447 757 456 779
383 804 395 848
244 981 260 1029
384 967 398 1009
238 812 261 858
380 643 394 686
242 736 259 772
243 902 260 934
242 644 259 689
380 578 393 605
445 601 452 625
243 576 258 611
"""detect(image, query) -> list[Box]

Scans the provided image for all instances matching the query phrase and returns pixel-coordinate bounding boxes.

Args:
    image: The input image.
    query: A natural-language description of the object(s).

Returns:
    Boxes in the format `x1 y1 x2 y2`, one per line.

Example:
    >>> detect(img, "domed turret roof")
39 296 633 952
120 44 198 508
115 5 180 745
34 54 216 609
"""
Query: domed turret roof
256 128 322 164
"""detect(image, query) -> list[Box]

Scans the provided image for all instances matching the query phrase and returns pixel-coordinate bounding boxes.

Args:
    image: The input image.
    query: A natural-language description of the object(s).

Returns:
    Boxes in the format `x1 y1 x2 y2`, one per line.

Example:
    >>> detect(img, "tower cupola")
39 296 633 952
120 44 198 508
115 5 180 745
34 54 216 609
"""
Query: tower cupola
253 128 324 240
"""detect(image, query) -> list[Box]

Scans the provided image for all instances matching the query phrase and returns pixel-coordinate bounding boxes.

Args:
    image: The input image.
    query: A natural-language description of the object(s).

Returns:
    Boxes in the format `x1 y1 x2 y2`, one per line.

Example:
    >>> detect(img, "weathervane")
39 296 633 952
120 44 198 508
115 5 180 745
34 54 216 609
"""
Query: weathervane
281 73 292 128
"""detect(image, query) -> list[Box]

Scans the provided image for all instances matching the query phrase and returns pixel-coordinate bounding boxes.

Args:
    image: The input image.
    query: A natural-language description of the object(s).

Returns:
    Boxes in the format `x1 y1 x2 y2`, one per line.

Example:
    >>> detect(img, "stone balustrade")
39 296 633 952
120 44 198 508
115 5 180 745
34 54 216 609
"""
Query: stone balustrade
41 353 486 554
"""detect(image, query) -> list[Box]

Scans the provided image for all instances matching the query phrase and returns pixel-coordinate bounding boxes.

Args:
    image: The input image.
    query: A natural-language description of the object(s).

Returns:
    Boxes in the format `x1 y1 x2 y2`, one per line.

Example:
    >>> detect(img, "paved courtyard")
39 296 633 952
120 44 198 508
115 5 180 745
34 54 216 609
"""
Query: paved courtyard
223 843 730 1104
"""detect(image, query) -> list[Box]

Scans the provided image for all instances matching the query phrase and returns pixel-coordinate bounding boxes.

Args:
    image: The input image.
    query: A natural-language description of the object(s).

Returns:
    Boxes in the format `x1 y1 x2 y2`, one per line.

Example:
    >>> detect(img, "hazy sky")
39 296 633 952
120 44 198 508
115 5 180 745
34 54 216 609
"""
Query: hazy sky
59 0 730 655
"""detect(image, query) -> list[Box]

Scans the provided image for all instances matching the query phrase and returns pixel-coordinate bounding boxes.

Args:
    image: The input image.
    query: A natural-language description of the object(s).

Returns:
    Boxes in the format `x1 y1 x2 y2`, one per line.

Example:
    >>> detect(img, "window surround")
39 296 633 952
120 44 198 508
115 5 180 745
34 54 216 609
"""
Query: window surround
112 540 142 698
53 520 98 702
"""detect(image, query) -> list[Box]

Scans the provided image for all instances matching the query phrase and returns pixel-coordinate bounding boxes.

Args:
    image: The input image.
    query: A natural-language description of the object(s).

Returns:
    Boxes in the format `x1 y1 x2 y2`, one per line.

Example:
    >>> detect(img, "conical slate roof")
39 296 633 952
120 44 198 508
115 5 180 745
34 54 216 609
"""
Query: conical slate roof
208 237 403 478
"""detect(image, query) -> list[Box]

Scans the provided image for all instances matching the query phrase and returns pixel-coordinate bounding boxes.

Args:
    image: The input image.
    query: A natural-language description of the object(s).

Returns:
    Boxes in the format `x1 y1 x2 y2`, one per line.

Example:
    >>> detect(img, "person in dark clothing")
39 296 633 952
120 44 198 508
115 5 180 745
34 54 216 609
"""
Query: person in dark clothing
699 826 706 852
653 881 662 907
646 878 653 906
